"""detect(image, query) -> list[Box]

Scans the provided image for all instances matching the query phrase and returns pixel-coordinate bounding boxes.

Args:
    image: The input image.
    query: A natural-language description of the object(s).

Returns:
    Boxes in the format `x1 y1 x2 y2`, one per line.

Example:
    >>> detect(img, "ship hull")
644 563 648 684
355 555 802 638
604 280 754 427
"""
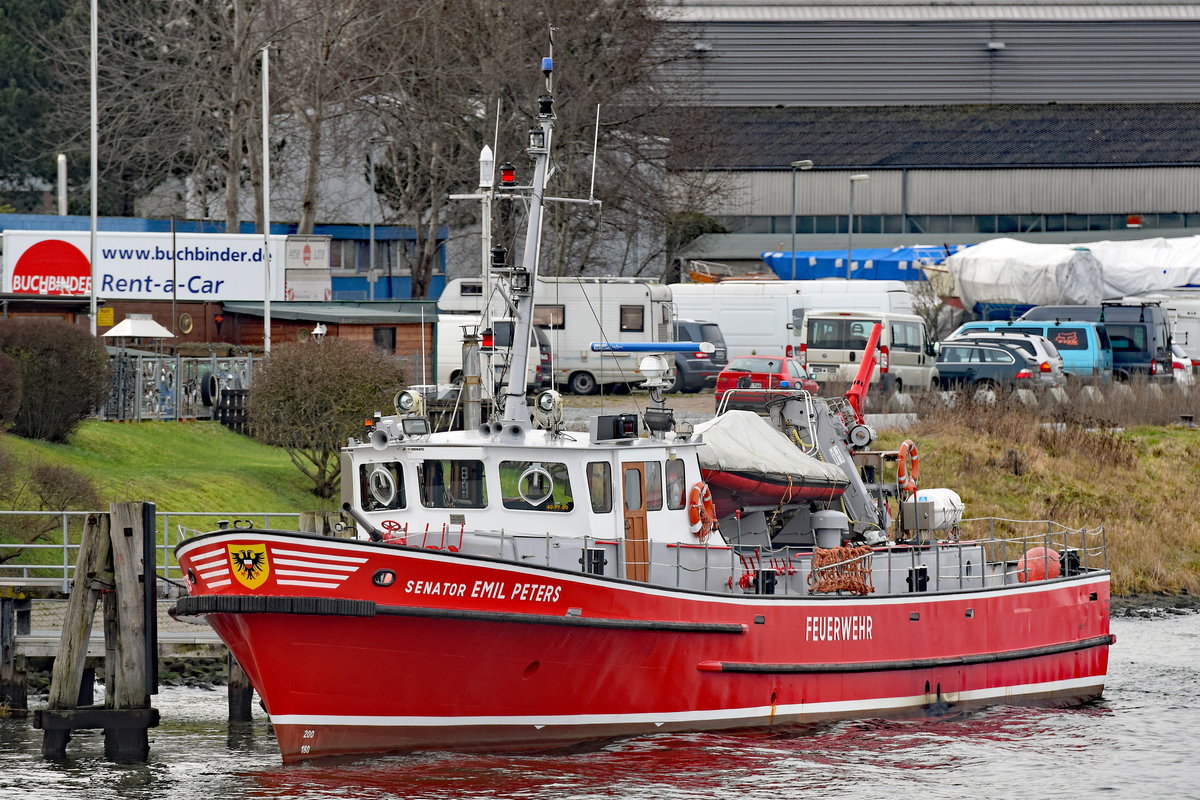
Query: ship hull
176 530 1111 762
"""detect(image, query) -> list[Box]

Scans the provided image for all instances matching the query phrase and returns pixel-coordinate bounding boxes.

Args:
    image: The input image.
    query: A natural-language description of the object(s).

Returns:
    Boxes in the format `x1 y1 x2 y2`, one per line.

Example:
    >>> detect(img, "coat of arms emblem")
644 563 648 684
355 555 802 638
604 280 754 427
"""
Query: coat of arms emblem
228 543 270 589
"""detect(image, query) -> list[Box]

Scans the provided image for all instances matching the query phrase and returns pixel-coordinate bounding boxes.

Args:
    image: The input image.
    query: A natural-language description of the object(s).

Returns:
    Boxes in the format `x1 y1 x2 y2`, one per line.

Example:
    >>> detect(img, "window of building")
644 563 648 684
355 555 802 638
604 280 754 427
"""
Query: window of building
374 327 396 353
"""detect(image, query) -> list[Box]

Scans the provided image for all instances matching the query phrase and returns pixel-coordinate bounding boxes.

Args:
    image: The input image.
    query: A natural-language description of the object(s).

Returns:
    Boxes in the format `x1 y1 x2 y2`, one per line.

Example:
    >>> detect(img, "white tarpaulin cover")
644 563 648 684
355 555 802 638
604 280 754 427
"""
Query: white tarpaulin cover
946 235 1200 308
1081 236 1200 297
693 410 847 483
945 238 1103 309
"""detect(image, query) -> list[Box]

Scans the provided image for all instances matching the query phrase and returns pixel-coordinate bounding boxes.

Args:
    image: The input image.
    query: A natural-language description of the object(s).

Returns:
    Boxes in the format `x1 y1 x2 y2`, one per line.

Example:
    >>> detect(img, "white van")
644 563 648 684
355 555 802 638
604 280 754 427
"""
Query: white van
799 310 939 391
435 313 547 396
668 279 914 361
438 276 673 395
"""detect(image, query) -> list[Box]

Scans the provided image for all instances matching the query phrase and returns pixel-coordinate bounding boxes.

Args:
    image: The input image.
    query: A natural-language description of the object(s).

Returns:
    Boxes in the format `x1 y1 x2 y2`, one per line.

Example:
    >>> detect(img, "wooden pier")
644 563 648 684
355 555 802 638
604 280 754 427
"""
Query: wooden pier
0 503 248 762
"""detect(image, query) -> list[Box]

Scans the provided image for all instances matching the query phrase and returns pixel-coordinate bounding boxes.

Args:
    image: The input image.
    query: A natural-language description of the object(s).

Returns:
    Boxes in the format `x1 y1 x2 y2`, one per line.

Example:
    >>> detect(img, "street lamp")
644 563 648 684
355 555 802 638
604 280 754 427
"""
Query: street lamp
847 173 870 280
790 160 813 280
368 137 394 301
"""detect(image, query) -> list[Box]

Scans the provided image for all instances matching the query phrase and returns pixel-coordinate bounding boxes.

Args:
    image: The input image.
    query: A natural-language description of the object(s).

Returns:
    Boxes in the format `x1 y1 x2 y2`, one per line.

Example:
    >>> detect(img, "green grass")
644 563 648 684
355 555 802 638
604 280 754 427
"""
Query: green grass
0 420 337 515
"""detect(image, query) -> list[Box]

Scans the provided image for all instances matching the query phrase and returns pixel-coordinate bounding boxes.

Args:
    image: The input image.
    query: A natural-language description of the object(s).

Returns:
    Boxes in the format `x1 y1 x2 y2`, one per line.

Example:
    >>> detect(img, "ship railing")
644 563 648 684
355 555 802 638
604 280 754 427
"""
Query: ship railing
363 517 1108 596
0 510 301 594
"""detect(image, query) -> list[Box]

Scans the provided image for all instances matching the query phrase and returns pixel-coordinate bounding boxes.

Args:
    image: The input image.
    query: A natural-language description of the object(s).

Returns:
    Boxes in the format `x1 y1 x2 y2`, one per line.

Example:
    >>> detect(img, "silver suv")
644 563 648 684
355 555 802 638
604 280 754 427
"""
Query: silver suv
946 331 1065 388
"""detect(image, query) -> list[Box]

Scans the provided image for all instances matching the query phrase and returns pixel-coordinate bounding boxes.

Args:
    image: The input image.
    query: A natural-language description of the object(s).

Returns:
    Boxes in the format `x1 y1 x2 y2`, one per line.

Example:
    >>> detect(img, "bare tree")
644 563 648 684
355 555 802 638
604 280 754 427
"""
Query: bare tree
359 0 717 295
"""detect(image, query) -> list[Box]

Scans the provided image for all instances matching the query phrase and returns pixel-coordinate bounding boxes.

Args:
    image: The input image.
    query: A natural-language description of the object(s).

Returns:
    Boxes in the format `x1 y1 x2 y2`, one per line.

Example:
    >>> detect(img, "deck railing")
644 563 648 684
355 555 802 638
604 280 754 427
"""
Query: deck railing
1 511 1107 598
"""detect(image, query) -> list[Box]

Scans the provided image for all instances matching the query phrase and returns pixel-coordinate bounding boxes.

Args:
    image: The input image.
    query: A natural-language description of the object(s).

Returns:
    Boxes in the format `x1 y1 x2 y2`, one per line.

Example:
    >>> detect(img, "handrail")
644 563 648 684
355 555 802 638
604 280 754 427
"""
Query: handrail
1 512 1107 597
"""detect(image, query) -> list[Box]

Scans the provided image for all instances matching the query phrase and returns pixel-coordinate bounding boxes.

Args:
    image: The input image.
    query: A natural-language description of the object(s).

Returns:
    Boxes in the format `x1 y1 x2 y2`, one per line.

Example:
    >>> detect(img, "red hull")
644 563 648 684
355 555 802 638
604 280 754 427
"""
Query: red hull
177 531 1111 762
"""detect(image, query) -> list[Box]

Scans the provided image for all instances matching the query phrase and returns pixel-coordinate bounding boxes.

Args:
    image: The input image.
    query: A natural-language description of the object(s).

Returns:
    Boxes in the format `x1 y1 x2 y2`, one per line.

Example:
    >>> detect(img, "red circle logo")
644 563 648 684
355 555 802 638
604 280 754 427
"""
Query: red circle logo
11 240 92 295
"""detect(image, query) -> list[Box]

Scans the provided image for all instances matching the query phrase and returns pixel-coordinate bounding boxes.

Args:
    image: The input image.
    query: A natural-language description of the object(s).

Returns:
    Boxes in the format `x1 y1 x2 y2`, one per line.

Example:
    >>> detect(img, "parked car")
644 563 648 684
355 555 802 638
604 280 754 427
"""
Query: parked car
1019 302 1172 382
714 355 819 409
1171 343 1196 386
935 342 1038 390
945 330 1064 388
949 319 1113 383
667 319 729 393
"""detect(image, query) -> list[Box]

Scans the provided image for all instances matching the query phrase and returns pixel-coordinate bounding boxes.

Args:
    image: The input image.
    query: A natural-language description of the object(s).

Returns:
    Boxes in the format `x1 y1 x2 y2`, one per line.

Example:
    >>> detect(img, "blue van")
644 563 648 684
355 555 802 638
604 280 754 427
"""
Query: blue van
949 320 1113 383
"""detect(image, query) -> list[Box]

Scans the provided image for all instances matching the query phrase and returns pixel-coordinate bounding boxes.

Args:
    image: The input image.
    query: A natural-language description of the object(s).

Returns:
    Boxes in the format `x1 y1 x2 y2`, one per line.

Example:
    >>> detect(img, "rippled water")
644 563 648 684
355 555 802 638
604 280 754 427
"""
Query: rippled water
1 613 1195 800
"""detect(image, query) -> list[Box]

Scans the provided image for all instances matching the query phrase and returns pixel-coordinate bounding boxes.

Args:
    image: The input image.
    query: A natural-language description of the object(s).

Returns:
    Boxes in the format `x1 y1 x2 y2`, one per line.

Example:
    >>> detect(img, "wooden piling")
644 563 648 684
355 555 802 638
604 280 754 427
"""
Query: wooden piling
228 654 254 721
34 503 160 762
1 591 31 714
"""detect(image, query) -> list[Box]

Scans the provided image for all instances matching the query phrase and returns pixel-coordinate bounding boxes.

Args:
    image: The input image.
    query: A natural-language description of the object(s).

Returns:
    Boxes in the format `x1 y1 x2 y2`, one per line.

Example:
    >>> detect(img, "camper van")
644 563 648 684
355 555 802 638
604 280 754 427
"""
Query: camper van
668 280 914 361
799 310 939 390
439 276 673 395
435 313 548 396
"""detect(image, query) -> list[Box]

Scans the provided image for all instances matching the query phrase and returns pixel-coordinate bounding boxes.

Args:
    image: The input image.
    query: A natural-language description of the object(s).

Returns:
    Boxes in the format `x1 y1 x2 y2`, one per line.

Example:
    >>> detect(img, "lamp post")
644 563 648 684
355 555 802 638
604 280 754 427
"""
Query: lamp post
790 160 813 280
847 173 870 280
367 137 393 301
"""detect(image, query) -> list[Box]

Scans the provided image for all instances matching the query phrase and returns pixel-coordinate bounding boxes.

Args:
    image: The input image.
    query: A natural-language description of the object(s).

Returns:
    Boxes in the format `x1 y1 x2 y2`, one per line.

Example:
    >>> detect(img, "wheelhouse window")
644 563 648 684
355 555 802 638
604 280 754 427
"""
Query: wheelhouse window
360 462 405 511
644 461 663 511
418 459 487 509
500 460 574 512
666 459 686 510
620 305 644 332
587 461 612 513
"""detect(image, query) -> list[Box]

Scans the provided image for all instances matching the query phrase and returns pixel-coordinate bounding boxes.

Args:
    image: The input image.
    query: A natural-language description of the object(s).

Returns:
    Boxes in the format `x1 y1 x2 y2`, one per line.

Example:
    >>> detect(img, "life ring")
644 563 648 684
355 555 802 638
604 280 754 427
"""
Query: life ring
897 439 919 498
687 481 716 540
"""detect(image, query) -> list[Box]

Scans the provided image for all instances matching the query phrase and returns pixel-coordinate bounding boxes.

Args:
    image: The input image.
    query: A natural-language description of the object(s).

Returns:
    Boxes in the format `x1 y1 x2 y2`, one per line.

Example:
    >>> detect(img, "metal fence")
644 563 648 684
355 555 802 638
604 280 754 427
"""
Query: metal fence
0 510 300 595
100 352 258 422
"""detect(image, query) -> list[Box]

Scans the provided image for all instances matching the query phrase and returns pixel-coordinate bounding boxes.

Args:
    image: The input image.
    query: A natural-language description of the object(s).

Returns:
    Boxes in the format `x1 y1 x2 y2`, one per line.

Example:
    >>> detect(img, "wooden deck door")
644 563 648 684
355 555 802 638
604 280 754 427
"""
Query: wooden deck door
621 463 649 582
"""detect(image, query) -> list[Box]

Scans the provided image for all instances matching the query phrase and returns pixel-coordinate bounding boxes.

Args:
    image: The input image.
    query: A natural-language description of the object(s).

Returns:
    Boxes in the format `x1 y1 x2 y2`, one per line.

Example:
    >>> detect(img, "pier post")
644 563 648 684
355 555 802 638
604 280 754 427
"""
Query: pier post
34 503 160 762
228 654 254 721
1 592 31 713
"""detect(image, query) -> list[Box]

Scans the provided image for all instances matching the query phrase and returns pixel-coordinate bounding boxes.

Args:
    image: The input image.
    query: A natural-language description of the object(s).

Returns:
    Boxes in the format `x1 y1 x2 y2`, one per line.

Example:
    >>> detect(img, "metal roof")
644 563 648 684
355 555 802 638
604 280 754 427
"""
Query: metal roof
677 104 1200 169
222 301 436 325
671 1 1200 22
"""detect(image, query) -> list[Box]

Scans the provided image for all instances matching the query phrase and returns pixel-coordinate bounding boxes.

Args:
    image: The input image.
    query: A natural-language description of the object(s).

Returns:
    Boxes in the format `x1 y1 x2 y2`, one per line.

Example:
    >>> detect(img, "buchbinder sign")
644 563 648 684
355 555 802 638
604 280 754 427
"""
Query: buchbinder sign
2 230 287 301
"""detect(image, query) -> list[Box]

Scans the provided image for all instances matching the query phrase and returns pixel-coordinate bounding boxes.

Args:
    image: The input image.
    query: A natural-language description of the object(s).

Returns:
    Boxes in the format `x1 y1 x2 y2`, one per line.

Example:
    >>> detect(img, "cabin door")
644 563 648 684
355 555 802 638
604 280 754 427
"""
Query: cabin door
621 463 650 582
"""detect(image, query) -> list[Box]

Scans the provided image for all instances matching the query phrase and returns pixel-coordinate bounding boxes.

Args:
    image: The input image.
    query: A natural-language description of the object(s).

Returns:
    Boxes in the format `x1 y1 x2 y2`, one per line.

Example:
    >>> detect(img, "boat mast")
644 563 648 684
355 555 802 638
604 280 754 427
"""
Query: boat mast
502 54 556 423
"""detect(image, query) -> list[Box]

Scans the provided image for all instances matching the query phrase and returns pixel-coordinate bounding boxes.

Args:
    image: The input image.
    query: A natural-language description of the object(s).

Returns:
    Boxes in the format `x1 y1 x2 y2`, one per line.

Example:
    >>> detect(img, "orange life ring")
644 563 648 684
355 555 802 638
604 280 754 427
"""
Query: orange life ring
687 481 716 540
897 439 919 498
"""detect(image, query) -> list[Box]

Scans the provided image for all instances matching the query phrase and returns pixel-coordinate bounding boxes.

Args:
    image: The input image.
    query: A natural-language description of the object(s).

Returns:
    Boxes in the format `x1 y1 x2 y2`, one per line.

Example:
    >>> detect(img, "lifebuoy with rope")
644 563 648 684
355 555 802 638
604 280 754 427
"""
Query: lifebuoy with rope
897 439 919 498
687 481 716 540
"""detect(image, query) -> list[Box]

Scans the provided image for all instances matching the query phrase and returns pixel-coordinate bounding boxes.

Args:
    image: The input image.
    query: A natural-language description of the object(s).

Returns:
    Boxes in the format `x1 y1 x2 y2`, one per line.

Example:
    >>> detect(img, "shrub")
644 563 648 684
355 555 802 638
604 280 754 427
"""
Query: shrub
248 338 407 498
0 351 21 425
0 318 110 442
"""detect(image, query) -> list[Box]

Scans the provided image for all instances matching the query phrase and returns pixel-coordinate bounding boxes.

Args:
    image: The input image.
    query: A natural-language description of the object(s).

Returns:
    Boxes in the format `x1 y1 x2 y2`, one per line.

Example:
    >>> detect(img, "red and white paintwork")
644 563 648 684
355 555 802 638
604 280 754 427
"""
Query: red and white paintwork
175 530 1112 762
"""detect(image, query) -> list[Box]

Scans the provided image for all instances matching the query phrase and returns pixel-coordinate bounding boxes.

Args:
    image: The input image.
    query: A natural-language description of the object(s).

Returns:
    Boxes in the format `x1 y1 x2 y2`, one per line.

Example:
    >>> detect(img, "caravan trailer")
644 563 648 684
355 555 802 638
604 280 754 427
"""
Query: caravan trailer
440 276 673 394
668 280 914 361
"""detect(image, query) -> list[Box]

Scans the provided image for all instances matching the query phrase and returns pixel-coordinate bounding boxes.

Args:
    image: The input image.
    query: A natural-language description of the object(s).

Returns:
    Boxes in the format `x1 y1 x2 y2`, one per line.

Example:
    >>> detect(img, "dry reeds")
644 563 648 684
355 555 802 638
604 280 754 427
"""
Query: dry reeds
880 381 1200 596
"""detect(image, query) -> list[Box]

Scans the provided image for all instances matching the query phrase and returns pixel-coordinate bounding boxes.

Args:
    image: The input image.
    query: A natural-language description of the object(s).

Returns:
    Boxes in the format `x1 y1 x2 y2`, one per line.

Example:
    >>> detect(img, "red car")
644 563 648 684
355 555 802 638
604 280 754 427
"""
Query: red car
714 355 819 409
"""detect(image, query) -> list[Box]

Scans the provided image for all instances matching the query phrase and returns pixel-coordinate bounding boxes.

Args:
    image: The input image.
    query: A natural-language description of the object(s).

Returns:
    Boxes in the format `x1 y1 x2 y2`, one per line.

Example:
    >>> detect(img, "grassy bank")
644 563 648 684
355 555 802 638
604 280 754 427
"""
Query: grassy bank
0 420 337 514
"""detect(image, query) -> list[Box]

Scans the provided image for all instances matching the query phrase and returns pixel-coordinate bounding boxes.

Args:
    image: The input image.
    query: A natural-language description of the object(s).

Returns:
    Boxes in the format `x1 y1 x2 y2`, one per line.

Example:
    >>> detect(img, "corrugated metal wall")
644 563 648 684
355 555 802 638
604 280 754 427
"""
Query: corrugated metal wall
728 167 1200 215
682 22 1200 105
